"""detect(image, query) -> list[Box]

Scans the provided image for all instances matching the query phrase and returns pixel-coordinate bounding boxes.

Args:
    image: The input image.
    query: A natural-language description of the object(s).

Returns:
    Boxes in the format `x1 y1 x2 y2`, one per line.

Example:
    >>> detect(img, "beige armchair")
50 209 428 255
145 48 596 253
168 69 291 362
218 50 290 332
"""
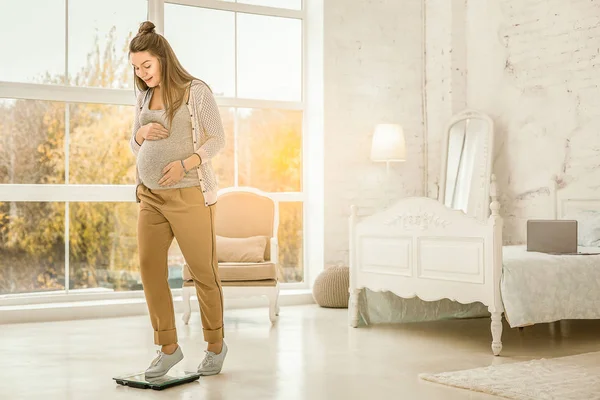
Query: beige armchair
182 187 280 324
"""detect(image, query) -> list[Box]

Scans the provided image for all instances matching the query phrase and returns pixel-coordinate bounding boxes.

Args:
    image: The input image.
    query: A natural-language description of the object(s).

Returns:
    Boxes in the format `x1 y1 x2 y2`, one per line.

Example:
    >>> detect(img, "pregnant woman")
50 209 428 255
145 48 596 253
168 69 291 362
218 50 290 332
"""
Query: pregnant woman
128 21 226 378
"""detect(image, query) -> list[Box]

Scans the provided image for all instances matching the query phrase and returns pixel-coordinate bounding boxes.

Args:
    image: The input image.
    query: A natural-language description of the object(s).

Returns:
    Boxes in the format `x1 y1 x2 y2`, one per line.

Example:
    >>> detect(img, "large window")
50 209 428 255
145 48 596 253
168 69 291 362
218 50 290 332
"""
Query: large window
163 3 305 283
0 0 307 296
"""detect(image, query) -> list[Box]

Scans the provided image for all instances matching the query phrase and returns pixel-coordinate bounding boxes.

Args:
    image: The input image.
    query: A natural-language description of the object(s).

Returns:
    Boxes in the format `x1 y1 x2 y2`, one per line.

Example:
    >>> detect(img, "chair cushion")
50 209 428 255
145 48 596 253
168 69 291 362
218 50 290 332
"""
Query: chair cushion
218 262 277 282
184 277 277 288
217 235 269 263
221 279 277 287
216 191 275 260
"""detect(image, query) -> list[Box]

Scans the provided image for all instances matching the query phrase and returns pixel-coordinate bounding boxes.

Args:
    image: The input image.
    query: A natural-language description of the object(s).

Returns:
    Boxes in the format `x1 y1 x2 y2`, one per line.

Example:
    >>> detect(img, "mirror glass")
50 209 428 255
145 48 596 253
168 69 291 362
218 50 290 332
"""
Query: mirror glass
442 115 491 218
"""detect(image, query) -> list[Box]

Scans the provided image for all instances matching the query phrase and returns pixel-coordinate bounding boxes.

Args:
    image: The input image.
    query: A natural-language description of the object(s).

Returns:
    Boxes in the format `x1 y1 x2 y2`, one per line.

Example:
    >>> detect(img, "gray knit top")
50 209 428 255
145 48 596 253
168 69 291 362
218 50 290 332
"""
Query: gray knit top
136 91 200 190
130 80 225 206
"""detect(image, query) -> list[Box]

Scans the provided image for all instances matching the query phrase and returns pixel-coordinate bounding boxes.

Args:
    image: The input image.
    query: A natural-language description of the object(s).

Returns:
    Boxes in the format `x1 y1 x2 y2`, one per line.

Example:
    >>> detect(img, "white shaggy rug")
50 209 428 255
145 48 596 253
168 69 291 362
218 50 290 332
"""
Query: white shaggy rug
419 351 600 399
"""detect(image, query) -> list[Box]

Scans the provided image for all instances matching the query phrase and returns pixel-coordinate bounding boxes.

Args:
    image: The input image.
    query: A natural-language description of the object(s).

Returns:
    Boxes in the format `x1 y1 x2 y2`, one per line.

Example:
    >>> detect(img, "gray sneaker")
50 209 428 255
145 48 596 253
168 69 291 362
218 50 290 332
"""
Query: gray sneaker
197 341 228 376
145 346 184 379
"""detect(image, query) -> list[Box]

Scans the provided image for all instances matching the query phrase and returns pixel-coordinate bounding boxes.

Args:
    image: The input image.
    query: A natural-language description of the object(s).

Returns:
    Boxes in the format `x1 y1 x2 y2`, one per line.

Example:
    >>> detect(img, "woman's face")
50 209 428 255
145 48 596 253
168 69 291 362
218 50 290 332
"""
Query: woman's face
131 51 161 87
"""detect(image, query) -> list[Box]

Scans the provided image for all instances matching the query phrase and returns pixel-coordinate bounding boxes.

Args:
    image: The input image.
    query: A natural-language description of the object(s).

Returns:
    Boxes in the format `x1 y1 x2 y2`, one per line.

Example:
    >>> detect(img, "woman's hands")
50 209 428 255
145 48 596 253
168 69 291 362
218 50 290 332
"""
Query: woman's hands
159 161 185 187
136 122 169 144
158 156 201 187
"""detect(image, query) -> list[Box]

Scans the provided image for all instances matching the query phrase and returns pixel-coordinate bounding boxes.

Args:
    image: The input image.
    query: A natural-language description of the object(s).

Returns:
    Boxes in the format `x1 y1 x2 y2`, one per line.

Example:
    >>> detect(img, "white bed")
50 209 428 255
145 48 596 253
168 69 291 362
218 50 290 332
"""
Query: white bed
501 245 600 328
501 180 600 328
349 110 505 355
348 186 505 355
348 110 600 356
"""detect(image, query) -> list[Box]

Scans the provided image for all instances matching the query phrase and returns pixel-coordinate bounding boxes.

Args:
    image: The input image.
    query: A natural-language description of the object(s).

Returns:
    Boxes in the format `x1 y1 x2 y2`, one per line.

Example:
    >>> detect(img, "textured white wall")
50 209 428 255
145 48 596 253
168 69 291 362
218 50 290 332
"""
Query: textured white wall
466 0 600 243
323 0 425 265
424 0 468 198
323 0 600 263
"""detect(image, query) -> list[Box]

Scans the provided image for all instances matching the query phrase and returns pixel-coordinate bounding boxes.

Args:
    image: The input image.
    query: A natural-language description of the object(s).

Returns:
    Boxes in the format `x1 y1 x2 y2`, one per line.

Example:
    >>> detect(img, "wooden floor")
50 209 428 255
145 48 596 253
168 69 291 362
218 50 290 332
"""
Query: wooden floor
2 304 600 399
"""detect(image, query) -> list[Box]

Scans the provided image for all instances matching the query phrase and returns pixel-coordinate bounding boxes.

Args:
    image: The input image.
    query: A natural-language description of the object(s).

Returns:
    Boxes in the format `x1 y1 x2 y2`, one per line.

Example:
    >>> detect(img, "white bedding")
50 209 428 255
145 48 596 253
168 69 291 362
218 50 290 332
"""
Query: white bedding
501 245 600 327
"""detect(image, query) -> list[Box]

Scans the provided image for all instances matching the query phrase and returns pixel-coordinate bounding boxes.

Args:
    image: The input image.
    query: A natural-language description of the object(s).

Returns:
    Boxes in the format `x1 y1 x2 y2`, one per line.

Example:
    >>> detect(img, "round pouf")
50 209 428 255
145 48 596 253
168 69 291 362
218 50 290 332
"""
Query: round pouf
312 266 349 308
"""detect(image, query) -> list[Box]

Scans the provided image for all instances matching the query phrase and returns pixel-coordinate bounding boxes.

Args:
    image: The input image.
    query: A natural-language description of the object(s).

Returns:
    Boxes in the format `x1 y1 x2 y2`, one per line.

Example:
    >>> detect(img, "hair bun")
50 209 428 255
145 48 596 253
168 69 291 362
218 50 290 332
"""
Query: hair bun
138 21 156 35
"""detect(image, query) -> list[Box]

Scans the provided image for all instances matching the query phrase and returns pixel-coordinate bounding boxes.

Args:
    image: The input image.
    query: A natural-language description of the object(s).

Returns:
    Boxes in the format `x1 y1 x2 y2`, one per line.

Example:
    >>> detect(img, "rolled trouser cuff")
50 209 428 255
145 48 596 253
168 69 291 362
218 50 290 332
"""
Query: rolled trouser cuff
203 327 224 343
154 328 178 345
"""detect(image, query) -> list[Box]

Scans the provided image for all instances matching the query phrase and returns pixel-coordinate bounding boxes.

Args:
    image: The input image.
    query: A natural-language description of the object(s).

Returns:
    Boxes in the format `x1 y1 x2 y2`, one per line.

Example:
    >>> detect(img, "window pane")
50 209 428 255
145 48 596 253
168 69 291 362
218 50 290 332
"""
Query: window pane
237 14 302 101
70 202 138 291
278 202 303 283
70 202 186 291
165 4 235 97
68 0 147 89
0 99 65 185
0 202 65 294
0 0 65 84
237 108 302 192
237 0 301 10
212 107 235 188
69 103 136 185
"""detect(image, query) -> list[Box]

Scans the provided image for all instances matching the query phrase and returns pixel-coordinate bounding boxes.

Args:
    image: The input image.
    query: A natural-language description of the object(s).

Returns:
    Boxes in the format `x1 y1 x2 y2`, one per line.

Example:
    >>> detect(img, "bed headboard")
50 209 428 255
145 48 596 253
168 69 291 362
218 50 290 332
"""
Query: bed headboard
551 175 600 219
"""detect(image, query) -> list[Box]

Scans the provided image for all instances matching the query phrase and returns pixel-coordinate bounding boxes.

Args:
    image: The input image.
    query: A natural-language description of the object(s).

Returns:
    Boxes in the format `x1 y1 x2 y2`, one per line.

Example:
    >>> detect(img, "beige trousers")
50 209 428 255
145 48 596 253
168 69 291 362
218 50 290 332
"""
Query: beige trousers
136 184 224 345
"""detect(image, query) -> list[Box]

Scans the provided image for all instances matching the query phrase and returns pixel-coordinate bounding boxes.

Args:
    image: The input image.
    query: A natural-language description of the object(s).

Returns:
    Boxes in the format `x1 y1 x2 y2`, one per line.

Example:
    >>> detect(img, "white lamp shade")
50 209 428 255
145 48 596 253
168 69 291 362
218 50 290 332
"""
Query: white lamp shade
370 124 406 162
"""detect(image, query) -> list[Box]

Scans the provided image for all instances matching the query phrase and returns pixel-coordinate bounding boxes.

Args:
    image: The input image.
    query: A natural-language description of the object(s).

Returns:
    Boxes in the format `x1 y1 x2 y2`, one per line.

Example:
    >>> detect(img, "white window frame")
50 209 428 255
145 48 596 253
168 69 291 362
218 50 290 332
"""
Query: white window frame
0 0 323 305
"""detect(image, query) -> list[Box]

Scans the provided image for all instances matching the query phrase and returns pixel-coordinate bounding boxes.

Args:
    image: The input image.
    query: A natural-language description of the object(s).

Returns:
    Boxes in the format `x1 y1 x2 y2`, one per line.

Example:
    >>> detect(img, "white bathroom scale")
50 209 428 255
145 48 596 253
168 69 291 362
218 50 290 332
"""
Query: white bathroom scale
113 370 201 390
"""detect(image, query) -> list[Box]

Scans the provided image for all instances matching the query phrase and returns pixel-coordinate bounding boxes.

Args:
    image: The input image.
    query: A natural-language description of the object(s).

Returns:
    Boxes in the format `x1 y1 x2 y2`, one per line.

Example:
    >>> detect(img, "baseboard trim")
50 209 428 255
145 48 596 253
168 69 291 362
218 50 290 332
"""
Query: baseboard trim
0 289 315 324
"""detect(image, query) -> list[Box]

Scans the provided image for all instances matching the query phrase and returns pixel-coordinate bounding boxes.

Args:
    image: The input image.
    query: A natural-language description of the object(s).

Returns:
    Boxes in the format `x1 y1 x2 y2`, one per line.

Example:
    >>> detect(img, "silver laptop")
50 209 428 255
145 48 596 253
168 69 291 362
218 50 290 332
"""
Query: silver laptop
526 219 578 254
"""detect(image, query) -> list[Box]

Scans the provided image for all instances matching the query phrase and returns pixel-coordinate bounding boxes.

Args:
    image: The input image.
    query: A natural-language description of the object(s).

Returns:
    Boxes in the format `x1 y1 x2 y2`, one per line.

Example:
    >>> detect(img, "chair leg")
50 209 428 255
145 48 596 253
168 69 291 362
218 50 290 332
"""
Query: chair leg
269 284 280 323
182 285 193 325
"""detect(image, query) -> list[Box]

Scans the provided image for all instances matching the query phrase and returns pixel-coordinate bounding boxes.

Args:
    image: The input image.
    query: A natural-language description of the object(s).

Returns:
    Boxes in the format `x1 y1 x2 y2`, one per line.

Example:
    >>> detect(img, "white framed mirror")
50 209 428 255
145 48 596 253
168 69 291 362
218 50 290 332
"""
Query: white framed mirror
438 109 494 221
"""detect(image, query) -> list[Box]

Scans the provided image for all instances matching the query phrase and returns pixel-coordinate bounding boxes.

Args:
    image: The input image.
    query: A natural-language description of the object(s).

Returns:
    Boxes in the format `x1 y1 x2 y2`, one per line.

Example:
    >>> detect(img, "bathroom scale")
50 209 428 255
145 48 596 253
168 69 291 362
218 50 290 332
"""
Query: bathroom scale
113 370 201 390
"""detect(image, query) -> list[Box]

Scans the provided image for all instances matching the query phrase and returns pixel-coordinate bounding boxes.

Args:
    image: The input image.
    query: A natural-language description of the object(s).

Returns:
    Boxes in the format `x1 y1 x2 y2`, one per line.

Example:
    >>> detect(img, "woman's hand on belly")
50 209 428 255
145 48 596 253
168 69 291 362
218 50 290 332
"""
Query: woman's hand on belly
158 160 186 187
139 122 170 141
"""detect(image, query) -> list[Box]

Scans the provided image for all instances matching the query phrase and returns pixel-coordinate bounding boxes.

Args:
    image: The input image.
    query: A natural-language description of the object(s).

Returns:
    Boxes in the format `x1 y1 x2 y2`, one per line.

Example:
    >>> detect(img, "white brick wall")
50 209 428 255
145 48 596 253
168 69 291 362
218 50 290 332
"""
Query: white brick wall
323 0 424 265
324 0 600 259
425 0 468 197
466 0 600 243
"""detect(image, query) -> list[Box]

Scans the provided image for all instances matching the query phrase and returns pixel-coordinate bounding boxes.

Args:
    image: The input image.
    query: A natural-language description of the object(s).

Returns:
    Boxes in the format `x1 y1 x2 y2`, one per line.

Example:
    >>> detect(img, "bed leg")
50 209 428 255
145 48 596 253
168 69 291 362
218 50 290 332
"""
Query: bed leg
490 311 503 356
348 288 360 328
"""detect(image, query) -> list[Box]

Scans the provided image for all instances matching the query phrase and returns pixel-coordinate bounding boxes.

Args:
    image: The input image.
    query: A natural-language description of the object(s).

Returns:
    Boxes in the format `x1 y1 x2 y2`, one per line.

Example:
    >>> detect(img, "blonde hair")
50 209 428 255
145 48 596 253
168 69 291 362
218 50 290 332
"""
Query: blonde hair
129 21 208 127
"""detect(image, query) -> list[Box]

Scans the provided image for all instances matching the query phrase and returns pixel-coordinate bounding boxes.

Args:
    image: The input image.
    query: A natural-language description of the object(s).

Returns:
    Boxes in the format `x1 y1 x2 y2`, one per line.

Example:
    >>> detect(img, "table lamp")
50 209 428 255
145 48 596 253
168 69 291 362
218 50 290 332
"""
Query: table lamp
370 123 406 173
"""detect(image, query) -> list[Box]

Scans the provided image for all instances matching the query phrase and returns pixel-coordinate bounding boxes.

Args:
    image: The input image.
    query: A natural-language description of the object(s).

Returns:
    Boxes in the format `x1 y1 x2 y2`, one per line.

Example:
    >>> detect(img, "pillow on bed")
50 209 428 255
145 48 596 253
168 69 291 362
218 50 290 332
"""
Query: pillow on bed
564 210 600 247
216 235 269 263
